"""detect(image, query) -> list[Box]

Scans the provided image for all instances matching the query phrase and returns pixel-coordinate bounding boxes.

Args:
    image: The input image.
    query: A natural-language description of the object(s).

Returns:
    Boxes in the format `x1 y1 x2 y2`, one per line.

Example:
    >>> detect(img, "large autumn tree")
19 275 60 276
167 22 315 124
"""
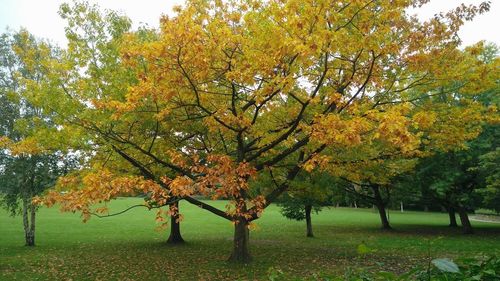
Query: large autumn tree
17 0 497 262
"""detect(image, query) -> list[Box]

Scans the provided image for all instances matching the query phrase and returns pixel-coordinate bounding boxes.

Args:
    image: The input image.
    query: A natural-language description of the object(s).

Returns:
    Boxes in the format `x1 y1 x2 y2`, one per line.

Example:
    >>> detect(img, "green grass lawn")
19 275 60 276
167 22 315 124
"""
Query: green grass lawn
1 198 499 280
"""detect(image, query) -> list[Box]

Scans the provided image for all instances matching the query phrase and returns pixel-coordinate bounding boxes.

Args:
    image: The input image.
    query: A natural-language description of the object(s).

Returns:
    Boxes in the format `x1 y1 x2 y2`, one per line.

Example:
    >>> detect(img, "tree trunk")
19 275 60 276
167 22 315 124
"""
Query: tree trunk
376 204 392 230
371 185 392 230
22 197 35 246
305 205 314 238
167 201 185 244
447 207 458 227
457 208 473 234
228 218 251 263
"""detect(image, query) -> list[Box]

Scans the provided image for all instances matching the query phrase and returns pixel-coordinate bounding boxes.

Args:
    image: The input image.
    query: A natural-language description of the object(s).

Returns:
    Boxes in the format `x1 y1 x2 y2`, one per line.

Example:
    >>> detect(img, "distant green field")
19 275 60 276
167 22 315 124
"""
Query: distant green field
1 198 499 280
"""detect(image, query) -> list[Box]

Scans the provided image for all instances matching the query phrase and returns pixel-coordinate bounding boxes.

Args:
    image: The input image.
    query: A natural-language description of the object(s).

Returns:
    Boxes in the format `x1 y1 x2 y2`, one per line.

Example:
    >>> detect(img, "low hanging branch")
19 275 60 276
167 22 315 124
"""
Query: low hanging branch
90 197 183 218
91 204 156 218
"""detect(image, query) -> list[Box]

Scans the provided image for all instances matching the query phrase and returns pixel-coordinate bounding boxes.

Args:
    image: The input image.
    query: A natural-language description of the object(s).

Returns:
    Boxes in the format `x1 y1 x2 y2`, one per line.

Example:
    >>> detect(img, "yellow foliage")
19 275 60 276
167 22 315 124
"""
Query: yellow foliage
14 0 496 223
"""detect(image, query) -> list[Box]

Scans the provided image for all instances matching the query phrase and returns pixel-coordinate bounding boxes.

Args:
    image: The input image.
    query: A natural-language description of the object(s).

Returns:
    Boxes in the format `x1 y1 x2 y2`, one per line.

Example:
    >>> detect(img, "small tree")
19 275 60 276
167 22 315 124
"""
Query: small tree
0 31 77 246
279 172 332 237
0 154 76 246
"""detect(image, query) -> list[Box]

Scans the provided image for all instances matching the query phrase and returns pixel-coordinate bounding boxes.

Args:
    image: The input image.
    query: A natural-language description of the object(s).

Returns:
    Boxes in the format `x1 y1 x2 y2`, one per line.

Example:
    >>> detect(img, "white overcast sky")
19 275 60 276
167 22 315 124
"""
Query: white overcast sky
0 0 499 47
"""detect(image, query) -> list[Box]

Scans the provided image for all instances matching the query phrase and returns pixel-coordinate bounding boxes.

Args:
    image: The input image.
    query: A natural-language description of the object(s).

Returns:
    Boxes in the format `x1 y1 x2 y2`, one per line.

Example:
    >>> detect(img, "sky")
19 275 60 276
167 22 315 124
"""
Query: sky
0 0 499 47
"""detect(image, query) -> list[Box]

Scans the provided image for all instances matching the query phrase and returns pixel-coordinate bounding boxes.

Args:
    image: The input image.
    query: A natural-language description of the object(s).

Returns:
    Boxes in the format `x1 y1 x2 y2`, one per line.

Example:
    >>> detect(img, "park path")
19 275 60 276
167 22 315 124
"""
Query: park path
470 216 500 224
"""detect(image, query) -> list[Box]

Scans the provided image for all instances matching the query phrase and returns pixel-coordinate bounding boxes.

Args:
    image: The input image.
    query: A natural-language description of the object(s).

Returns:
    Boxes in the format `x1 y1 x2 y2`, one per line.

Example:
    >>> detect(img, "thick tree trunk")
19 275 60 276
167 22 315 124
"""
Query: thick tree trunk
22 198 35 246
447 207 458 227
228 218 251 263
305 205 314 238
457 208 473 234
371 185 392 230
167 201 184 244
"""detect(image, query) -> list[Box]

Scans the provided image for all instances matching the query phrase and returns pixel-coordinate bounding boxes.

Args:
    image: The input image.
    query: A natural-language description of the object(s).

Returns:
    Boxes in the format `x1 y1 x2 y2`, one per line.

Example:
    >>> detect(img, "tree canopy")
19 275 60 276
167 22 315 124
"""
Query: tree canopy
6 0 497 262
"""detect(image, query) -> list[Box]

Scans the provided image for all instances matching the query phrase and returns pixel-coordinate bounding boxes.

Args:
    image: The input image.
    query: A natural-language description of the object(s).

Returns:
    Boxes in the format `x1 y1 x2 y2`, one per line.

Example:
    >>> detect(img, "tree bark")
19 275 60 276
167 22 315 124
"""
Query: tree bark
457 208 473 234
22 197 35 246
371 185 392 230
376 204 392 230
167 201 185 244
228 218 251 263
447 207 458 227
305 205 314 238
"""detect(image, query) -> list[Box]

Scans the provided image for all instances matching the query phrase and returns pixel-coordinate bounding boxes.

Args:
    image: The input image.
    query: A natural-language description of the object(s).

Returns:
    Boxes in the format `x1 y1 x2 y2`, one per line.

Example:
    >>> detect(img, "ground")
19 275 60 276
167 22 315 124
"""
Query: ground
1 198 499 280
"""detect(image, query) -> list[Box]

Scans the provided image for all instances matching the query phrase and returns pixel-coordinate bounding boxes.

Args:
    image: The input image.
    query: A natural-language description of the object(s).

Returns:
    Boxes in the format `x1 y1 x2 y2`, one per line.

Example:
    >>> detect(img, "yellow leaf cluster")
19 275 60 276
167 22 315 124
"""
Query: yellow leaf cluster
311 115 372 147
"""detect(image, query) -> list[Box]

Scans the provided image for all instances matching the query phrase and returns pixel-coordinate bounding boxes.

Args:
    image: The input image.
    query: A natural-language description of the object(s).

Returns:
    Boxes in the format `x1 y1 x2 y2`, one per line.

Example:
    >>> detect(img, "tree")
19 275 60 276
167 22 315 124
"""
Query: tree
397 43 499 234
475 46 500 214
278 172 332 237
478 148 500 213
331 157 418 230
0 31 77 246
409 123 499 234
393 174 458 226
17 0 495 262
332 41 499 231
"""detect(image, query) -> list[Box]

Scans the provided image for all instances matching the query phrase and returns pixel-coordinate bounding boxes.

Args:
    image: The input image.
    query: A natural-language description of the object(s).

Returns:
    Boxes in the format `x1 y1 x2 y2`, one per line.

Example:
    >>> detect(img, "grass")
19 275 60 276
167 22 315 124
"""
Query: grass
1 198 499 280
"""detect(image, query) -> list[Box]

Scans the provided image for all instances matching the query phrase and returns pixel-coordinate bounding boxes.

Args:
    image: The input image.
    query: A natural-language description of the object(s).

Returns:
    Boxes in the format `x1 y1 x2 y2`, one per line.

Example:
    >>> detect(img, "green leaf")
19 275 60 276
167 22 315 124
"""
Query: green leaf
357 243 371 255
431 258 460 273
483 269 496 276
